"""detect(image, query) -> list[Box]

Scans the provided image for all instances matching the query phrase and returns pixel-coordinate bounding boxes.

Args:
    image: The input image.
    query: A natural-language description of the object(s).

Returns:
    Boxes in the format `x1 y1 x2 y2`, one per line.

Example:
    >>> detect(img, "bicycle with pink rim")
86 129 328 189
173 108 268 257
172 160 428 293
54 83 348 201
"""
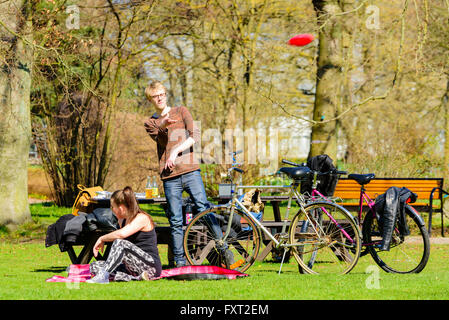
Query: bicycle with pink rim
298 165 430 274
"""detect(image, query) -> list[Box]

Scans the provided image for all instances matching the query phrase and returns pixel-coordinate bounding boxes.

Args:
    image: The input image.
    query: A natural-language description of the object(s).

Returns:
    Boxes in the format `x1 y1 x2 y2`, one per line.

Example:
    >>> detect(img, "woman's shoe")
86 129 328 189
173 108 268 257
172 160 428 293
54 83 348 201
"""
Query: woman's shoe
141 271 152 281
86 270 110 284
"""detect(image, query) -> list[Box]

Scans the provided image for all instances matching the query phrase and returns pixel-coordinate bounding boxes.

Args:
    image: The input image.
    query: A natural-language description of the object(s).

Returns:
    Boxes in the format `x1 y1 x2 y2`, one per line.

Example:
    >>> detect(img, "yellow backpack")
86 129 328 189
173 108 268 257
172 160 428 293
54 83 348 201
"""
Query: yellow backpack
72 184 104 216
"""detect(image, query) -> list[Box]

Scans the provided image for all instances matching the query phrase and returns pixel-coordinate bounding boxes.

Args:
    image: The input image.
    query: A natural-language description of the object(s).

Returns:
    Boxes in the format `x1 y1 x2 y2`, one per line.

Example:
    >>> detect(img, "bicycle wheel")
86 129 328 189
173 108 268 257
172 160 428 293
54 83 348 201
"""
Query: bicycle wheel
183 206 261 273
289 201 361 275
362 204 430 273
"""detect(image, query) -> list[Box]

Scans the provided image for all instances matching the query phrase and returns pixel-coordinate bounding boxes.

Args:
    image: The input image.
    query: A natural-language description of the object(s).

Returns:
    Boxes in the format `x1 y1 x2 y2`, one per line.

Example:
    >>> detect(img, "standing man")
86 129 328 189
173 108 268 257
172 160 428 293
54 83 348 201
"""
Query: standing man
143 81 210 267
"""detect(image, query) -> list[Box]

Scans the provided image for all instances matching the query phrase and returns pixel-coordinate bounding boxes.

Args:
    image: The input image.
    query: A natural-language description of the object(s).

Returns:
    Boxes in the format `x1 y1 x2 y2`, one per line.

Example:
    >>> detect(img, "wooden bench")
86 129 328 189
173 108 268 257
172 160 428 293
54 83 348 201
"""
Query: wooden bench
333 177 445 236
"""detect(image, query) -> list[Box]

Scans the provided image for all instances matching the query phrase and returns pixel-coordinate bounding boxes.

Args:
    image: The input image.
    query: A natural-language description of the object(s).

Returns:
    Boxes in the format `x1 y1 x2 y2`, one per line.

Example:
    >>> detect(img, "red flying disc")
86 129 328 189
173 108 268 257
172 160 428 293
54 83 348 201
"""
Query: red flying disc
288 34 315 46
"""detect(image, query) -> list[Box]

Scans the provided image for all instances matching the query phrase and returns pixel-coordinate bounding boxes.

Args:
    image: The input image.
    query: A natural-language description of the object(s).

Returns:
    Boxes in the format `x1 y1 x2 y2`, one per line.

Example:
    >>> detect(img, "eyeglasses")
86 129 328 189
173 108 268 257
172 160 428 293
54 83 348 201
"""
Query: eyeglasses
150 92 166 99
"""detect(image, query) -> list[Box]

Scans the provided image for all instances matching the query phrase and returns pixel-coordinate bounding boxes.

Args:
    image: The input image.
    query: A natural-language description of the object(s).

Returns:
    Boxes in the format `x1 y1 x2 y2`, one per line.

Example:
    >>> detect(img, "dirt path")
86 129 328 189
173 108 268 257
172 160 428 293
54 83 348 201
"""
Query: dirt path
406 236 449 244
28 198 54 204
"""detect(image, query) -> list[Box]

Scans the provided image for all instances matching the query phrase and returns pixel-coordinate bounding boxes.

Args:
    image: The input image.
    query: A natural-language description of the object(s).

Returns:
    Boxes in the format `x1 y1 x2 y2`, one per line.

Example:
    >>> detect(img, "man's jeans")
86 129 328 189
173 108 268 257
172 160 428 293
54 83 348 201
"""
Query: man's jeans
163 170 210 265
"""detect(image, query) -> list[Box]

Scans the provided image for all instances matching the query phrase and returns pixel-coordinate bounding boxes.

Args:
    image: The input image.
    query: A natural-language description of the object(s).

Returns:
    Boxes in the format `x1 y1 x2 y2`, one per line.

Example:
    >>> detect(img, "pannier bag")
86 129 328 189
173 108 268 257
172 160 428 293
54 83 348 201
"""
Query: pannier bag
300 154 339 197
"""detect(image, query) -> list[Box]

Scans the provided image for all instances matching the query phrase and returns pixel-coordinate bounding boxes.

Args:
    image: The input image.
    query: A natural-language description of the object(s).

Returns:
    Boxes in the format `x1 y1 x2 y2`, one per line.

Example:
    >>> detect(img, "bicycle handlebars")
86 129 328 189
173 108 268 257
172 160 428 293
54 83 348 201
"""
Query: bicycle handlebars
282 159 303 167
228 150 245 174
233 167 244 174
230 150 243 156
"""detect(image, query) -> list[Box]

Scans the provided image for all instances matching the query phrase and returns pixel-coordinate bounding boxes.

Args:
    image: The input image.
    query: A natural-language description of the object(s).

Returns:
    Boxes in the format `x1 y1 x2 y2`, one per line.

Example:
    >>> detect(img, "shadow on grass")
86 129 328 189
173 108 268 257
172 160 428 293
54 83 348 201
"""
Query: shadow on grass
33 266 67 273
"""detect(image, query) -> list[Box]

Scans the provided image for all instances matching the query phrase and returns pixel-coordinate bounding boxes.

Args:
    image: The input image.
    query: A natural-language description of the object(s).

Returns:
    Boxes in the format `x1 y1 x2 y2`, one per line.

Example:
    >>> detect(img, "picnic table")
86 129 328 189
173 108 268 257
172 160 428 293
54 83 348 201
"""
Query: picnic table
66 195 289 264
66 196 171 264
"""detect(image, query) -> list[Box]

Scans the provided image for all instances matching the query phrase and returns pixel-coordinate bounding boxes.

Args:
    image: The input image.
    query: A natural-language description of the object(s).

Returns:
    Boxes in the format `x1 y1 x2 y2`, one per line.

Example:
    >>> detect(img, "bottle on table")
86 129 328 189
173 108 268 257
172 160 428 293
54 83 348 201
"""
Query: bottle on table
152 176 159 198
145 176 153 198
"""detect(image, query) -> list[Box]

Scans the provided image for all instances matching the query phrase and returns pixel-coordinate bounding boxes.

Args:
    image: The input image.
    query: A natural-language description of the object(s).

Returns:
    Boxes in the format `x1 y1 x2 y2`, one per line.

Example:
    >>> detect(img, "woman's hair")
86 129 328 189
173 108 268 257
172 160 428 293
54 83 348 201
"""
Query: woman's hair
111 186 152 224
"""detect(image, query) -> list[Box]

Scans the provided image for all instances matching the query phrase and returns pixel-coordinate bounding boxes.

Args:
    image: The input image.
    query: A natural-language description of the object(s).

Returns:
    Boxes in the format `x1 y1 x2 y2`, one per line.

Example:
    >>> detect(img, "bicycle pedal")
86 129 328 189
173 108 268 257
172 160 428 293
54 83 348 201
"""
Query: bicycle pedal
360 248 370 257
230 259 245 269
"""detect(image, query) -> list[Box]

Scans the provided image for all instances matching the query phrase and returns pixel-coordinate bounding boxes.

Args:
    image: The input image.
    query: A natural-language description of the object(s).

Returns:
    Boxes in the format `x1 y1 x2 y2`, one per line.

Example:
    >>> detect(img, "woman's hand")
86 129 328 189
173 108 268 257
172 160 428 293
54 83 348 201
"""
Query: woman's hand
93 237 105 258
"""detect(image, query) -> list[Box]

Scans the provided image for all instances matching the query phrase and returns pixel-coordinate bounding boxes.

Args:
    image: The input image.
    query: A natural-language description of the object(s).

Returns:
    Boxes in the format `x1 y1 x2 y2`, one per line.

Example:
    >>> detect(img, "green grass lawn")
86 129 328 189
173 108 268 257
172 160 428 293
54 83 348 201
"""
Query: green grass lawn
1 202 449 300
1 241 449 300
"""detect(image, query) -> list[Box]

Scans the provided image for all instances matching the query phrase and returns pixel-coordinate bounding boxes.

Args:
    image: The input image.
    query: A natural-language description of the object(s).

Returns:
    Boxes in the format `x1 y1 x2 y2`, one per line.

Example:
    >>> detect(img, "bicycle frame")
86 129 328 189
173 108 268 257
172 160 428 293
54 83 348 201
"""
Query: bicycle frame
308 175 377 233
304 171 357 243
219 153 356 256
220 150 296 248
357 187 376 225
223 184 299 247
312 181 378 248
309 188 355 242
315 179 424 251
222 182 355 249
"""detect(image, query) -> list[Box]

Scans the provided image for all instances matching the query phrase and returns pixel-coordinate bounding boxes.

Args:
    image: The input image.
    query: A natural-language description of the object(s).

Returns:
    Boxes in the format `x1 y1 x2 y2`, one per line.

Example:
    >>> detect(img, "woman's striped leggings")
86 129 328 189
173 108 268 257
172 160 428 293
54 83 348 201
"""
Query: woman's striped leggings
89 238 159 282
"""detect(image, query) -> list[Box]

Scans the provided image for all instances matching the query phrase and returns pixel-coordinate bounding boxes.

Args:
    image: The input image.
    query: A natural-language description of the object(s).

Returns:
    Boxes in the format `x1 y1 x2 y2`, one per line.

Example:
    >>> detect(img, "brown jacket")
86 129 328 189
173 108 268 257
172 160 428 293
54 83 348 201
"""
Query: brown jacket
144 106 200 180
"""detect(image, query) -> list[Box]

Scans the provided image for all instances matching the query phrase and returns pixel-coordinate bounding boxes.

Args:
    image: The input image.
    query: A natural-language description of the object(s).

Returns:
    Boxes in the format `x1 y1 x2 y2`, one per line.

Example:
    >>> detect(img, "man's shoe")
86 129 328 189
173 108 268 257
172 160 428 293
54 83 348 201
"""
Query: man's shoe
176 260 186 267
86 270 110 284
224 249 235 268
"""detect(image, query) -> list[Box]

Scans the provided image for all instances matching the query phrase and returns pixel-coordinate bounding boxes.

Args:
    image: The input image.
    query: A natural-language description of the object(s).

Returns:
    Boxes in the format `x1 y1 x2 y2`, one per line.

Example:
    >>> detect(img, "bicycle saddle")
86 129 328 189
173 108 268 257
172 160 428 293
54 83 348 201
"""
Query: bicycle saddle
279 166 311 180
348 173 375 185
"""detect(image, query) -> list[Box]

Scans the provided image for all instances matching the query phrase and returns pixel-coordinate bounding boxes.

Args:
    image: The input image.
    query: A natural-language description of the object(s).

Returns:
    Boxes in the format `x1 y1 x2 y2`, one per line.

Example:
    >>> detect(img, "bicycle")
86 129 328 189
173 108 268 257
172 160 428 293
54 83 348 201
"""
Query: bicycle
281 159 358 274
182 153 362 274
296 165 431 274
346 173 431 273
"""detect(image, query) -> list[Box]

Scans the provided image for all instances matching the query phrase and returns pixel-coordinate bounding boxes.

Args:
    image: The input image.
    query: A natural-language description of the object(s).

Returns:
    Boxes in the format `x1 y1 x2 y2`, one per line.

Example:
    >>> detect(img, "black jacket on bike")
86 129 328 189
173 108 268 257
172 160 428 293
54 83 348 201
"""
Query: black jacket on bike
374 186 417 251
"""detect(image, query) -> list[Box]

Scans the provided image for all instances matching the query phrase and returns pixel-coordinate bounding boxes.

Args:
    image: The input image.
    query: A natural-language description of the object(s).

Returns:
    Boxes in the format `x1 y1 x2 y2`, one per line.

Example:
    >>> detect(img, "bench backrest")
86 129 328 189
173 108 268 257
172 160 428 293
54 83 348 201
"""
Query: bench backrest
334 178 443 202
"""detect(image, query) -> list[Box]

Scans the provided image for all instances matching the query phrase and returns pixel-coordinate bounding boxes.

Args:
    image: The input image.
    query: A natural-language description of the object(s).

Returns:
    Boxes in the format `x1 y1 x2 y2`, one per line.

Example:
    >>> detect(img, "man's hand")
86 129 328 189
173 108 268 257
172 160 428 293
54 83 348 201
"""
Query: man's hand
164 150 178 171
163 137 196 171
160 113 177 129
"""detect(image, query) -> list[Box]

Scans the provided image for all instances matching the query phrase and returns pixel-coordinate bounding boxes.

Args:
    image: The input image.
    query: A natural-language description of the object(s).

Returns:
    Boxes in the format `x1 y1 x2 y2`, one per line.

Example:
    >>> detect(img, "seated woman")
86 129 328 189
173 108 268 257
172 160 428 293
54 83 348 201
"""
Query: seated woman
87 186 162 284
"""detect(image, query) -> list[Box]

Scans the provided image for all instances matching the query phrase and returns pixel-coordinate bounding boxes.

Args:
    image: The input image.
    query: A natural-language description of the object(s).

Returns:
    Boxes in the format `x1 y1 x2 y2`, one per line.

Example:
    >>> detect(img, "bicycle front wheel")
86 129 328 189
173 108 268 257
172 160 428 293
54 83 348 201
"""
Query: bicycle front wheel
183 206 261 273
289 201 361 275
362 204 430 273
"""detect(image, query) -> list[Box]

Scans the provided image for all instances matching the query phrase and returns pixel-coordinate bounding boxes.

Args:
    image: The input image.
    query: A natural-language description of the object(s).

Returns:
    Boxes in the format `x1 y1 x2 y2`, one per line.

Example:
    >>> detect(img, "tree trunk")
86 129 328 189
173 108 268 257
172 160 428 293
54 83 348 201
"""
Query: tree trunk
308 0 344 161
443 79 449 189
0 0 33 228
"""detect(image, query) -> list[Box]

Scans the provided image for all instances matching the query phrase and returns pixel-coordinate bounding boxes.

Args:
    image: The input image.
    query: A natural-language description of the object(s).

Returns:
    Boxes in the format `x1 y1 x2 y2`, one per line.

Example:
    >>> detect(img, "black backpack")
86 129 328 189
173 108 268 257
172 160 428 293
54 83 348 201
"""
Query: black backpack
300 154 339 197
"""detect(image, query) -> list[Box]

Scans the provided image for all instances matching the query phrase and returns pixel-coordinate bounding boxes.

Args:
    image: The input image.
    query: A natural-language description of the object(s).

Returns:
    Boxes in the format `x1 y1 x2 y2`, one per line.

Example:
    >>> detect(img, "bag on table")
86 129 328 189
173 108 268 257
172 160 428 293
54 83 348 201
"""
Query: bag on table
72 184 104 216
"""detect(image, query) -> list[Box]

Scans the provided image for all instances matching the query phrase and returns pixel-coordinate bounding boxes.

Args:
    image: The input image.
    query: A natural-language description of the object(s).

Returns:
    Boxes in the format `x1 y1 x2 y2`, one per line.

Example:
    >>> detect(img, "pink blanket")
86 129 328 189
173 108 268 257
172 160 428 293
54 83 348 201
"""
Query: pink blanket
46 264 92 283
46 264 248 282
